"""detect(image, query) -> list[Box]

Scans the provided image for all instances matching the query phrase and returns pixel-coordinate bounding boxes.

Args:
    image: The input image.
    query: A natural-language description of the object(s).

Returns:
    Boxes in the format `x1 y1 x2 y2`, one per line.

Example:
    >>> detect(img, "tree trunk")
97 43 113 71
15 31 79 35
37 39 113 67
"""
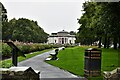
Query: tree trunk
118 37 120 48
104 34 107 48
107 37 110 48
113 37 117 49
98 37 102 48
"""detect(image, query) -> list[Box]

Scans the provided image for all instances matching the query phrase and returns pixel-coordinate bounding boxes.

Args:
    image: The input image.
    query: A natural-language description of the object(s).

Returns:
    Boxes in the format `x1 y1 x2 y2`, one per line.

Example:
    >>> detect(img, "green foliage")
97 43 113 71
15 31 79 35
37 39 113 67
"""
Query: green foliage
1 59 12 68
2 18 48 43
18 45 31 53
1 42 60 58
2 43 12 57
77 2 98 45
77 2 120 49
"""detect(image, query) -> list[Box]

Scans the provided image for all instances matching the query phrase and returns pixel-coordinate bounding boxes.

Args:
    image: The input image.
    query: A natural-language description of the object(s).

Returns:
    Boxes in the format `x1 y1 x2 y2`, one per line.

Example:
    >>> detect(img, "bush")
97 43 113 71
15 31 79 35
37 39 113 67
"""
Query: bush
2 43 12 58
18 45 31 53
1 42 61 59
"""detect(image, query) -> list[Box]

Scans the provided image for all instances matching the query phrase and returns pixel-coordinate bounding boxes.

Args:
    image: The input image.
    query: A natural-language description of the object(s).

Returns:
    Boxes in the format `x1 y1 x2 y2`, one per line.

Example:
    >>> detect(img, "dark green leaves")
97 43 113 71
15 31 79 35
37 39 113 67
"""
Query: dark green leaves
2 18 48 43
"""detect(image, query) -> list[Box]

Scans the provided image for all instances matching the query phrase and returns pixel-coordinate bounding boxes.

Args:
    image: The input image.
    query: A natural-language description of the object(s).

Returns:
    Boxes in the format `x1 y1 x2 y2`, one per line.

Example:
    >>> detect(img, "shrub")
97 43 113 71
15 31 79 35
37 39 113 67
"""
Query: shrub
1 41 63 59
2 43 12 58
18 45 31 53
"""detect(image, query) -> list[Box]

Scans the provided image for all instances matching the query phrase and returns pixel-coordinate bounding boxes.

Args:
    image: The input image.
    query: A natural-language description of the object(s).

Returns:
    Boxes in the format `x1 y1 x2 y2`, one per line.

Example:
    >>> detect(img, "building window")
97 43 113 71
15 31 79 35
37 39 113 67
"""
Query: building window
62 38 64 44
69 40 71 44
65 38 67 44
55 40 56 43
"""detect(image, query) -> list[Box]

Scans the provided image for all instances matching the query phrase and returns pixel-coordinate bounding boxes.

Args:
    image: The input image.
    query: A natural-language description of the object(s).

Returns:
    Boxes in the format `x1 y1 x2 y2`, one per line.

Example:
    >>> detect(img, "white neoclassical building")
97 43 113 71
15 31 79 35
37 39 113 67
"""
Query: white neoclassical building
48 30 76 44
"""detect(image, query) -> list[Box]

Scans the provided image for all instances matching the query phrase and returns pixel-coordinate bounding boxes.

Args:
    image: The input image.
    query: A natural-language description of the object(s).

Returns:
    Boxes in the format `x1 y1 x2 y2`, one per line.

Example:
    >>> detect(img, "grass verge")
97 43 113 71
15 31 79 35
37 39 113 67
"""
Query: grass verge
0 49 52 68
46 46 119 80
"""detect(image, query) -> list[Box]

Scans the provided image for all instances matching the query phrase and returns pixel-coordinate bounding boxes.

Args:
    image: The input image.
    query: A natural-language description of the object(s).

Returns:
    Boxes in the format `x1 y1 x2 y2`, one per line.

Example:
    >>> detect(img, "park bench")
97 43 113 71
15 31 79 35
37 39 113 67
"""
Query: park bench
45 48 59 60
45 47 65 60
50 48 59 60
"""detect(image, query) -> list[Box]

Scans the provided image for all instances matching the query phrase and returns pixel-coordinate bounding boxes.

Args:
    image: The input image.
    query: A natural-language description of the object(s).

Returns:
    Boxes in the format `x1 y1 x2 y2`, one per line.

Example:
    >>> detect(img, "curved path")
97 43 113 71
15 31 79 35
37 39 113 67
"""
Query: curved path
18 49 86 79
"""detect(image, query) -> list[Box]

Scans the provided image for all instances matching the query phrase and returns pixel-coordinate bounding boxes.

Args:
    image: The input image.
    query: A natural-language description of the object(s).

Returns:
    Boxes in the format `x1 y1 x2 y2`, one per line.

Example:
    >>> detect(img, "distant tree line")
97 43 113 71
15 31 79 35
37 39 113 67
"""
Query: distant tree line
2 18 48 43
76 2 120 49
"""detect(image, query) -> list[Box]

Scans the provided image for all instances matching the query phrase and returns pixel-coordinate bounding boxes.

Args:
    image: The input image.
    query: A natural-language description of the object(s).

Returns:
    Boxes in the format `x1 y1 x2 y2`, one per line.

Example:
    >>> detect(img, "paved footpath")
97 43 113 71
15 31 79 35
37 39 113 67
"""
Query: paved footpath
18 49 86 79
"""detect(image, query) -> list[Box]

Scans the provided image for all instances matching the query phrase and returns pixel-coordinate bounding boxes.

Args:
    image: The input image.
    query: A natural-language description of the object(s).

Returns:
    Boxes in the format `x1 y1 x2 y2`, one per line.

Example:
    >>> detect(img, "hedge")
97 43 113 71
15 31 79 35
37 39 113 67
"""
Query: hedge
1 42 61 59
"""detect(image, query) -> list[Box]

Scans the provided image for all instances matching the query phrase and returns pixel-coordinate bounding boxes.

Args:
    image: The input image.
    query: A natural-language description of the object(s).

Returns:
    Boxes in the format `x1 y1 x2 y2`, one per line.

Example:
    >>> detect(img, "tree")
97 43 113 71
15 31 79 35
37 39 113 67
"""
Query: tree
77 2 98 45
2 18 48 43
1 2 8 41
77 1 120 49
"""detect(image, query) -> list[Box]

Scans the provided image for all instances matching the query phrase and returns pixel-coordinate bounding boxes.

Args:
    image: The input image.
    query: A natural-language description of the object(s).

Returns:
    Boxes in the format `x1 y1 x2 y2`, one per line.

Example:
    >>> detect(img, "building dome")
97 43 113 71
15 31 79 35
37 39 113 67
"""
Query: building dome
58 30 68 33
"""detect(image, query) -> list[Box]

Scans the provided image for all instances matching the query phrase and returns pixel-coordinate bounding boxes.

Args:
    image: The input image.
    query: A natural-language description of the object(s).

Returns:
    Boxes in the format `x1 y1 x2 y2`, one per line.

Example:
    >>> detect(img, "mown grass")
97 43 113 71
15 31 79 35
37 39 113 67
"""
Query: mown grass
46 46 119 79
46 46 87 76
101 48 119 71
0 49 52 68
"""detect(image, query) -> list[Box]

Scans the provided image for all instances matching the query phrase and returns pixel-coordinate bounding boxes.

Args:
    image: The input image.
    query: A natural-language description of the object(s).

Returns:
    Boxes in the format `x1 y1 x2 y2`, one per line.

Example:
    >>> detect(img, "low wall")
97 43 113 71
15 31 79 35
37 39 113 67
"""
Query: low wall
0 67 40 80
103 67 120 80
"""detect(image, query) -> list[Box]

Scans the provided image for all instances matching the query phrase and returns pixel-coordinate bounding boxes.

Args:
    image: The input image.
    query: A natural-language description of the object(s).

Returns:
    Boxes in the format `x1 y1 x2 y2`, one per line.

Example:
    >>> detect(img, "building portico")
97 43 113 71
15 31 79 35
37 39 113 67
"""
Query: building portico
48 30 76 44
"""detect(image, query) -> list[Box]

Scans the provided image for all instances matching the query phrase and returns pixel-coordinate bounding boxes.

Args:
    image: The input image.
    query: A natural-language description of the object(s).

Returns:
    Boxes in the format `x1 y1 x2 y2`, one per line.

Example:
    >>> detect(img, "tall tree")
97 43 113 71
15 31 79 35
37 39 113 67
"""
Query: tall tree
77 2 120 49
2 18 48 43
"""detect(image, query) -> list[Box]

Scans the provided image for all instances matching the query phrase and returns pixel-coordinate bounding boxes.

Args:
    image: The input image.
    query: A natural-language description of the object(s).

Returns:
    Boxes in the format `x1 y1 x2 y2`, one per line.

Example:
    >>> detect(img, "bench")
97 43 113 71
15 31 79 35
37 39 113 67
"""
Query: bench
50 49 59 60
45 49 59 60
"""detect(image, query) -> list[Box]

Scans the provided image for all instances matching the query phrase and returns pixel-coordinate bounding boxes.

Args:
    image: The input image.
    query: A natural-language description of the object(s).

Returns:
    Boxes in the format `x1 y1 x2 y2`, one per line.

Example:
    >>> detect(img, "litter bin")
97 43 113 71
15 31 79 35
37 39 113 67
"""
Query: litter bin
84 48 102 77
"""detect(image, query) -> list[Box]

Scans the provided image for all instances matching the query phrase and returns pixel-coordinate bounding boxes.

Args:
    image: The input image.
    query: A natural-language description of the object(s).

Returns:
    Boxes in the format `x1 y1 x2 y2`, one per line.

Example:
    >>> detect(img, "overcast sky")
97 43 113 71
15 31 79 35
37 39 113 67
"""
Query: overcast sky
1 0 85 34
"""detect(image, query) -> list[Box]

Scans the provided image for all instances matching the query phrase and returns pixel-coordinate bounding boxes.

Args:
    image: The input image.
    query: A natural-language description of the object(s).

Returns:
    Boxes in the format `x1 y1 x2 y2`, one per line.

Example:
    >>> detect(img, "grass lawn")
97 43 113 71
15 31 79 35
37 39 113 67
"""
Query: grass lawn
46 46 119 79
0 49 52 68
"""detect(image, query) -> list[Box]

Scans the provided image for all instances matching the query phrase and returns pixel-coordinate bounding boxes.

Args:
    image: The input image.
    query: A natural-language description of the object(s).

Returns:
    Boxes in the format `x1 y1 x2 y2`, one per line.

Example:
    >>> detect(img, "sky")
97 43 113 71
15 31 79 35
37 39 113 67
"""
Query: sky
0 0 86 34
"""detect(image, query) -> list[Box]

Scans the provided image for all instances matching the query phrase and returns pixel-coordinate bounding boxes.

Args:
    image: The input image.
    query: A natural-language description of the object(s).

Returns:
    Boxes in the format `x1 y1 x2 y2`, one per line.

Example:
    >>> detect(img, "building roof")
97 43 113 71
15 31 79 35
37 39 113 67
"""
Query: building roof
49 30 75 37
58 30 68 33
49 35 75 37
